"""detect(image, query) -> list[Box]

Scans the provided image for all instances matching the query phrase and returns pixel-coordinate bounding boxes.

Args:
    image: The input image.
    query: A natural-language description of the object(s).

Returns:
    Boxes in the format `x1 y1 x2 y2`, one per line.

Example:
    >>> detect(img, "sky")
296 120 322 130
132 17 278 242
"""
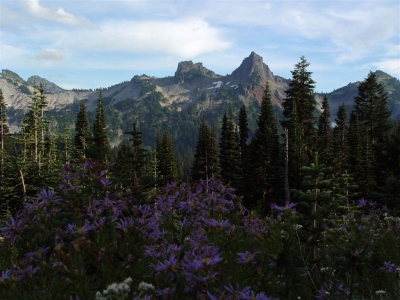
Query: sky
1 0 399 93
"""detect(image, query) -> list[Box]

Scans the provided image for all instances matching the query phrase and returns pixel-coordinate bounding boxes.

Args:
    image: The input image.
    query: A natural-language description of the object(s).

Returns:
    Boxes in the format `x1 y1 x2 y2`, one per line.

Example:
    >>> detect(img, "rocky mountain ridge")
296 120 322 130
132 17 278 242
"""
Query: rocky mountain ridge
1 52 399 133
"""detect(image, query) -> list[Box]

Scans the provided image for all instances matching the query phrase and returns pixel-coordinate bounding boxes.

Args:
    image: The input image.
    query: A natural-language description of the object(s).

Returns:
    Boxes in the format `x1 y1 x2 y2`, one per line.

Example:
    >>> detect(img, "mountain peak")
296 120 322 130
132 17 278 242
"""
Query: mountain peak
174 60 220 83
27 75 65 94
1 69 26 85
230 52 273 83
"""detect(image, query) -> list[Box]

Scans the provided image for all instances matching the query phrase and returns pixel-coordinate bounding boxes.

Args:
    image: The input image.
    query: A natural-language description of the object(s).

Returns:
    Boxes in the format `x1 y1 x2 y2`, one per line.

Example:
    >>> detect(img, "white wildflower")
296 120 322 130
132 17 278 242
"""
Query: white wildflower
139 281 155 292
375 290 386 295
293 224 303 230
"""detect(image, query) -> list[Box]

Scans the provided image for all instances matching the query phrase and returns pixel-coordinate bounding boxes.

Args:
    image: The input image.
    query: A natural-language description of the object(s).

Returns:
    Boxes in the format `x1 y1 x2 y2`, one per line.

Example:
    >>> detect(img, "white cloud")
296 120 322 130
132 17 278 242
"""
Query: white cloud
35 48 65 61
372 59 400 77
58 18 231 58
21 0 92 27
386 45 400 57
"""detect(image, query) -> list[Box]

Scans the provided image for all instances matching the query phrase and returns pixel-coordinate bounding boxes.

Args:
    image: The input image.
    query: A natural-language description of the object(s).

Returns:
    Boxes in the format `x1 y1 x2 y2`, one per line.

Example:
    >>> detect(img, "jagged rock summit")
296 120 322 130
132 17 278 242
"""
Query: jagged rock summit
174 61 221 84
27 75 65 94
231 51 274 83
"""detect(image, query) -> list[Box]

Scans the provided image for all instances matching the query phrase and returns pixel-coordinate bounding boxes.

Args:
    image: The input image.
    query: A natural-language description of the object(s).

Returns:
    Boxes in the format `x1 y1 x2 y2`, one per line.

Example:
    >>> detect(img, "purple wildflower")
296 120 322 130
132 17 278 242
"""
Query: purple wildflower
380 261 399 273
237 251 261 265
155 287 176 298
358 198 368 208
153 255 179 272
271 201 297 212
202 218 230 229
224 284 252 298
0 269 12 283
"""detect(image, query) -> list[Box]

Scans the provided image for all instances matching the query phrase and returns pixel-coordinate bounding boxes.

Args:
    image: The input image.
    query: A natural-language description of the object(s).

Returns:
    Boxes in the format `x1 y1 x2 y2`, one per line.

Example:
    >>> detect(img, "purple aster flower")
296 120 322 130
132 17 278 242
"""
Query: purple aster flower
351 249 364 257
380 261 399 273
25 247 50 260
224 284 251 298
202 218 230 229
155 287 176 297
237 251 261 265
37 188 61 204
99 177 112 188
0 269 12 283
271 201 297 212
65 223 77 234
358 198 368 208
242 291 273 300
153 254 179 272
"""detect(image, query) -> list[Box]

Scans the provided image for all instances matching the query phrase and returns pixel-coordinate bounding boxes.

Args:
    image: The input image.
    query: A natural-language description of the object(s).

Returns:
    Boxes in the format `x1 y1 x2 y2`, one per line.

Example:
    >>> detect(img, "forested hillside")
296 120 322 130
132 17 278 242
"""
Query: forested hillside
0 56 399 299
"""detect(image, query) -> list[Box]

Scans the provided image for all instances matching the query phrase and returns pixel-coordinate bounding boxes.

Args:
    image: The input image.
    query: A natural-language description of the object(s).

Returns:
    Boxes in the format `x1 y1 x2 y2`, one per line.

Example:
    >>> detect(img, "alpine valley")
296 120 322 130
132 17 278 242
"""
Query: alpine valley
1 52 399 176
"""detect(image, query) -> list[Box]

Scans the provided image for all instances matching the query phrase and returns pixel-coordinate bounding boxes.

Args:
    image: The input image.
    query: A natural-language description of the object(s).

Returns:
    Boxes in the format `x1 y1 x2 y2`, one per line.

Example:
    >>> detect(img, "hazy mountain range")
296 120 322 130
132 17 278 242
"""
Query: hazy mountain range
1 52 399 141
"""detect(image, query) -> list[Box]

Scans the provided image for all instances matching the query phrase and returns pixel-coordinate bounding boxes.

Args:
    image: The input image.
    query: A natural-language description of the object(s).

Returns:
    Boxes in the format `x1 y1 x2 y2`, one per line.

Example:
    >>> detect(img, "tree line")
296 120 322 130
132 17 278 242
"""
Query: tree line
0 56 399 215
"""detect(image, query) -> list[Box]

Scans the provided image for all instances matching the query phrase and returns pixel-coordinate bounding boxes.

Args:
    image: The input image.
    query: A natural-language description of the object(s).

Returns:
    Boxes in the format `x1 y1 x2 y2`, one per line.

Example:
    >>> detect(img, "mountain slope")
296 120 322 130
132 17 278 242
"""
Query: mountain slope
1 54 399 139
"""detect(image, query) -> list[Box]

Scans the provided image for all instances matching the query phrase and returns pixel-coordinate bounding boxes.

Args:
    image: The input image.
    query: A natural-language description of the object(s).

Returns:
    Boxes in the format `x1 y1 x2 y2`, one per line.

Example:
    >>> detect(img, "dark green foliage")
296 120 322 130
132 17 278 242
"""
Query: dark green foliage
332 103 348 176
123 122 149 187
156 131 177 184
245 83 282 211
219 107 241 189
347 109 364 193
353 72 392 196
282 56 317 158
316 95 333 165
238 105 249 195
73 102 91 159
282 56 317 190
191 118 219 181
0 89 10 209
91 91 110 162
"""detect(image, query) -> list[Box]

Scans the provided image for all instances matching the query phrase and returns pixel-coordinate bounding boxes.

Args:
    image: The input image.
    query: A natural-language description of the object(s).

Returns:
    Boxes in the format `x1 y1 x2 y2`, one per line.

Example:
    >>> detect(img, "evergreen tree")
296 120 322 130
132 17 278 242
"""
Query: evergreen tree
115 142 135 187
0 89 9 152
332 103 348 176
238 105 249 195
219 106 241 189
238 105 249 162
348 109 364 192
191 118 219 181
0 89 10 209
73 102 91 159
281 56 317 189
124 122 148 187
316 95 333 165
157 131 177 183
92 91 110 162
354 71 392 190
245 83 282 211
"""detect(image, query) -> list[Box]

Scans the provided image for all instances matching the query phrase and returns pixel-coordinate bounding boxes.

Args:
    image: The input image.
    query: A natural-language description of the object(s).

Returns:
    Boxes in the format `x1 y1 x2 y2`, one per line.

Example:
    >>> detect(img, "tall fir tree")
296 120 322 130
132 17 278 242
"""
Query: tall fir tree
347 109 364 193
92 91 110 162
332 103 348 176
316 95 333 165
74 102 91 160
353 71 392 190
124 122 148 187
219 106 241 189
191 118 219 181
245 83 282 211
281 56 317 190
156 131 177 183
238 105 249 195
0 89 9 152
0 89 10 209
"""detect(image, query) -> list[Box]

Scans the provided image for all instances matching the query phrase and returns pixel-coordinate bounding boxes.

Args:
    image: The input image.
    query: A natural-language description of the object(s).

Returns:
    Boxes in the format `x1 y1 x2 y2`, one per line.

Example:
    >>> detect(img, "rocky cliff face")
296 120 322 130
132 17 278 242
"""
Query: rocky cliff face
27 75 66 94
174 61 221 84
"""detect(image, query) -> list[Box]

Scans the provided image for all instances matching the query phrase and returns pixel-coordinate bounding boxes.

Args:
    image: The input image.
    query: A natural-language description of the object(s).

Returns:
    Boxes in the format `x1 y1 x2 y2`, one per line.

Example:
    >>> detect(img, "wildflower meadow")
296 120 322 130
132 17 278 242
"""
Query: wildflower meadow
0 161 399 299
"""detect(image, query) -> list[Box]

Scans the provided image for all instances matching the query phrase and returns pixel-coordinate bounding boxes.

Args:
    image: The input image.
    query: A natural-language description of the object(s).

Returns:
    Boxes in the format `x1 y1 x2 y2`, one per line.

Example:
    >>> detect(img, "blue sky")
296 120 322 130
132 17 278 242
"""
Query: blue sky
1 0 399 93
